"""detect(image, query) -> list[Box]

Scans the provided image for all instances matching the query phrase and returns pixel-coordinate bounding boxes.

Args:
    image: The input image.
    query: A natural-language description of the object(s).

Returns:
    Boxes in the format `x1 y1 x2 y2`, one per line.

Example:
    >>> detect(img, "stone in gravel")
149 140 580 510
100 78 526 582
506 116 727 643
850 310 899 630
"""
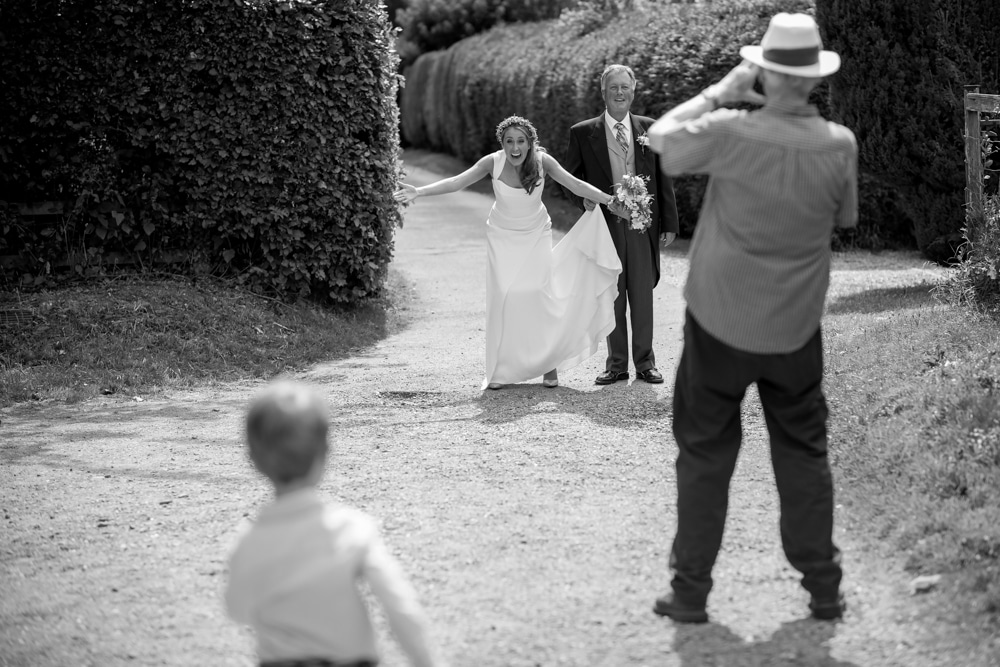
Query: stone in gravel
910 574 942 594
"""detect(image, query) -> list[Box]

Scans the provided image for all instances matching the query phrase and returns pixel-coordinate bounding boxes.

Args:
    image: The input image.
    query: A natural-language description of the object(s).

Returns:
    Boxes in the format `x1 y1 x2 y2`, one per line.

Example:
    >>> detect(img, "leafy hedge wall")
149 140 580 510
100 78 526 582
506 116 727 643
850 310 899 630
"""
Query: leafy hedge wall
816 0 1000 261
0 0 401 303
399 0 909 241
395 0 572 65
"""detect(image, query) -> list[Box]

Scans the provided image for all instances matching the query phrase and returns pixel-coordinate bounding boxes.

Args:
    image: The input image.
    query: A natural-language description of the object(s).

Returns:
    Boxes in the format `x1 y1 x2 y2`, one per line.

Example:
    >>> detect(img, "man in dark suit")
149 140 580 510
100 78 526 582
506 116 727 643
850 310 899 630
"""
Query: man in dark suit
563 64 680 385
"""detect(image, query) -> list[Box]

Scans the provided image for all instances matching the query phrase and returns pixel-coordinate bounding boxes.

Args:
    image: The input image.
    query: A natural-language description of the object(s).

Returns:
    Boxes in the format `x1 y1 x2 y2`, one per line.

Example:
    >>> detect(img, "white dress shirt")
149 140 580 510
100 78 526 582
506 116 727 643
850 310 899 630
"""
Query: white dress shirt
226 488 440 666
604 111 633 148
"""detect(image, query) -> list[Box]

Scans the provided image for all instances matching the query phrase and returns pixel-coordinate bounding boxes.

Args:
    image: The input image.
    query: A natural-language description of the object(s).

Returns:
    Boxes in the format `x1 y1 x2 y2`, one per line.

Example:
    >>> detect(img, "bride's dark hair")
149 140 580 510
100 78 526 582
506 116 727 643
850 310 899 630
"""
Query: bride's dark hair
496 115 545 195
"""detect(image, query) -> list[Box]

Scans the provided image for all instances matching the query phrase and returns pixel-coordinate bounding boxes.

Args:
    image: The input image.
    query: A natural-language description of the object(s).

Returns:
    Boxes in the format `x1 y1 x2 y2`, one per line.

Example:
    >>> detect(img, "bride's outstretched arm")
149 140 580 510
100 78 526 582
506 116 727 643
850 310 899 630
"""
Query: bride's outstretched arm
540 153 615 208
393 156 492 204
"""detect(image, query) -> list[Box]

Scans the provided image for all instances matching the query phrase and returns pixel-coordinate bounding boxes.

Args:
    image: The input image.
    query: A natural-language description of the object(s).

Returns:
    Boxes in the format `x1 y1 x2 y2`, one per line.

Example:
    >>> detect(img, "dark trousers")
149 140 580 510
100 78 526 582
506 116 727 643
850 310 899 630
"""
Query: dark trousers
606 220 655 373
670 310 842 606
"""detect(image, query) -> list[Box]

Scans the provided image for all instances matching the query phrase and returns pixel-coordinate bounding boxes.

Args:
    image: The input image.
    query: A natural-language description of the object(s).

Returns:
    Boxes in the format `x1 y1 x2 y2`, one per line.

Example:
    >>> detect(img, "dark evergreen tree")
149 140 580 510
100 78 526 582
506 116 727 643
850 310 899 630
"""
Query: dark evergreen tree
815 0 1000 261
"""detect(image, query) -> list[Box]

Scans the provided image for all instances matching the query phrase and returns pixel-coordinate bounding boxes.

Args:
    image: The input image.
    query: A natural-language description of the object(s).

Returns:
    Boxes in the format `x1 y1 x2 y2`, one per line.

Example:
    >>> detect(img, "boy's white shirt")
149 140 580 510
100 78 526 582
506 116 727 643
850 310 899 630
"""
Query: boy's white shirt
226 488 440 667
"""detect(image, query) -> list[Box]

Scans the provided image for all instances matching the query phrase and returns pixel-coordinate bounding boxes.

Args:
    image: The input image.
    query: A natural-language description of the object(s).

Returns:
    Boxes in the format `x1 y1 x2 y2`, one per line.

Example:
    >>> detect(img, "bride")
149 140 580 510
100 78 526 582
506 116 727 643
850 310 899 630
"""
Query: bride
394 115 625 390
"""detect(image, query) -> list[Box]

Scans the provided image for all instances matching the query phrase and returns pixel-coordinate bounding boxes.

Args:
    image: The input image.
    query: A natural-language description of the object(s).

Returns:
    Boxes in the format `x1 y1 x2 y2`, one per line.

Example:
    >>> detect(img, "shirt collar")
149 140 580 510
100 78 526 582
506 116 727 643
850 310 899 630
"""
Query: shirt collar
605 111 632 135
257 486 325 521
761 99 819 117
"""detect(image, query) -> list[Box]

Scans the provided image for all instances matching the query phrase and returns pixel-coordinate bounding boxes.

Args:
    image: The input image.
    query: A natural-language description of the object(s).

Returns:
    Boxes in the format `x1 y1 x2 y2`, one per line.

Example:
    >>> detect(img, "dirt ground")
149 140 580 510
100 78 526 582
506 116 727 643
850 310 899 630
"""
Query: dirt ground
2 163 996 666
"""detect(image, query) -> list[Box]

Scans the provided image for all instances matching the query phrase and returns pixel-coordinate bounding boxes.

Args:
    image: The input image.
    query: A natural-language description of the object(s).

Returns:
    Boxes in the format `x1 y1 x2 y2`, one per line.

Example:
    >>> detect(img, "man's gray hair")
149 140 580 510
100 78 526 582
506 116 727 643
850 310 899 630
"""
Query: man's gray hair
600 64 637 92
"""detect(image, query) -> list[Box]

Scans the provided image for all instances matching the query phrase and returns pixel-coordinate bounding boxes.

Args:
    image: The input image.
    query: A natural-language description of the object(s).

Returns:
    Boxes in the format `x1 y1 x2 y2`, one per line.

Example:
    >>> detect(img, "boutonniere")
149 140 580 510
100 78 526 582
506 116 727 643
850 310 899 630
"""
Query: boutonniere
636 132 650 153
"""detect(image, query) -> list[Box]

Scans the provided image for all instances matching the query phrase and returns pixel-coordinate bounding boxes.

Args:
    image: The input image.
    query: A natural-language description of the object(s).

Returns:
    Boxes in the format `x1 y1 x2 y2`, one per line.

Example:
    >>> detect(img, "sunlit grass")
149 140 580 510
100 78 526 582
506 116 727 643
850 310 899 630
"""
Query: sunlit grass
0 272 410 407
824 287 1000 615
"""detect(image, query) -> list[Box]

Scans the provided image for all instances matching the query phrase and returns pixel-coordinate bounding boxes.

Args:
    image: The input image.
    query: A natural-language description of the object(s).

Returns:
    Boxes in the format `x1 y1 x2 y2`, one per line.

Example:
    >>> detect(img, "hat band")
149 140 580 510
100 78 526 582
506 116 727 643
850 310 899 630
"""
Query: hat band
762 46 820 67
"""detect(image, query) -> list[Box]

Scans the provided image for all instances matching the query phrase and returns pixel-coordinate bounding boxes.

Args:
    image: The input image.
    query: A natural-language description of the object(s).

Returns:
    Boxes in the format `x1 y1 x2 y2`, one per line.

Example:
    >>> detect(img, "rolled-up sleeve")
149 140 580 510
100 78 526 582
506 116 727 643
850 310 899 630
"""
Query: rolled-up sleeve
835 130 859 229
649 110 734 177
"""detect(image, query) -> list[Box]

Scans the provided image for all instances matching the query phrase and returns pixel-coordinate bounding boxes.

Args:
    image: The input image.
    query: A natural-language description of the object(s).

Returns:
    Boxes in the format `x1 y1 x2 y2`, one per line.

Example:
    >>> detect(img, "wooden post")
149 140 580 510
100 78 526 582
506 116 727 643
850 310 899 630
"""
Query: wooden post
965 84 983 224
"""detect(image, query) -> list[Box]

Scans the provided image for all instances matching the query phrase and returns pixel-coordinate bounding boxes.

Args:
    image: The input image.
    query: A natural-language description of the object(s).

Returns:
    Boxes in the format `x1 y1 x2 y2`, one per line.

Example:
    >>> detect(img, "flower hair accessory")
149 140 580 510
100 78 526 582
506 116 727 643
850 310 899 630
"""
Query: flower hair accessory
495 115 538 145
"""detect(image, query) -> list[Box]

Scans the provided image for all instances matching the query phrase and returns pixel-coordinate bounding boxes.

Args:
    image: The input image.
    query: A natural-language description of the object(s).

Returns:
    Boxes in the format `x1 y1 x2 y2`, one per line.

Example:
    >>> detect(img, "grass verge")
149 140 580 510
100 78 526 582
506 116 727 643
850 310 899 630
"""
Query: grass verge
824 285 1000 616
0 271 412 407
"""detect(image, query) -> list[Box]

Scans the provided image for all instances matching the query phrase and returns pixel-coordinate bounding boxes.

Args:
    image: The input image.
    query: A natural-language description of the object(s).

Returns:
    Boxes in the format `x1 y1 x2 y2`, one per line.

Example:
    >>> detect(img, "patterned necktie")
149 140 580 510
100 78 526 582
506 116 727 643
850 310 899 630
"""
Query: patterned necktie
614 122 629 155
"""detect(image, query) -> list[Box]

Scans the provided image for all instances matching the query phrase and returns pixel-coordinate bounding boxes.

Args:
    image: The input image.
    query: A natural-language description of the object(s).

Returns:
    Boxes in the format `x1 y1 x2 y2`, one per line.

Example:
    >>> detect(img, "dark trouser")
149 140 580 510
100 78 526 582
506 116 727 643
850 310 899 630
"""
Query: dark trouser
670 310 842 606
606 220 655 373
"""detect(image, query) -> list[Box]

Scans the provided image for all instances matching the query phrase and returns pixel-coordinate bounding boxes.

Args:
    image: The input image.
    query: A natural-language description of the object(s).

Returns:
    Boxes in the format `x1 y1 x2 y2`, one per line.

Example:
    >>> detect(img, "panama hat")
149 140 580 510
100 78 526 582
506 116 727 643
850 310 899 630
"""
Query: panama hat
739 13 840 77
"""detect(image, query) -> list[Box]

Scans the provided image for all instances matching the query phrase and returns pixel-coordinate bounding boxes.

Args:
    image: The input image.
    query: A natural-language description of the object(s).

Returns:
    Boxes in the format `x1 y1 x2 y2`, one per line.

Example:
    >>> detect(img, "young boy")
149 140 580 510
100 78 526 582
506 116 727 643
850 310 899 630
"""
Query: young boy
225 382 445 667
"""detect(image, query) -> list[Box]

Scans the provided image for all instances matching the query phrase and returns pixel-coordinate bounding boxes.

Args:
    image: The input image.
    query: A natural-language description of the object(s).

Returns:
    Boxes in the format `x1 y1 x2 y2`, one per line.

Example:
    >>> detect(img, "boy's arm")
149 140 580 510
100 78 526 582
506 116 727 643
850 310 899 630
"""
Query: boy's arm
364 534 444 667
224 576 250 624
224 534 253 624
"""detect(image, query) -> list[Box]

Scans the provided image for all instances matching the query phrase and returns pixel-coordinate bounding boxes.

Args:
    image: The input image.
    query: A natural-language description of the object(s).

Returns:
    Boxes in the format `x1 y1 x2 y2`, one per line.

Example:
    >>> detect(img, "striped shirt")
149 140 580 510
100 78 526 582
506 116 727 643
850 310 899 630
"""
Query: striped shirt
649 100 857 354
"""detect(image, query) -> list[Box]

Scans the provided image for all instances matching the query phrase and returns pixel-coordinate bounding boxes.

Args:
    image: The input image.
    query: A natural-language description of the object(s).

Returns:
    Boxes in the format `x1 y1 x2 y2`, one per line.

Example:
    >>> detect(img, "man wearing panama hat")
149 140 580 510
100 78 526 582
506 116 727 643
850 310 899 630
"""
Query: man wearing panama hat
647 13 857 623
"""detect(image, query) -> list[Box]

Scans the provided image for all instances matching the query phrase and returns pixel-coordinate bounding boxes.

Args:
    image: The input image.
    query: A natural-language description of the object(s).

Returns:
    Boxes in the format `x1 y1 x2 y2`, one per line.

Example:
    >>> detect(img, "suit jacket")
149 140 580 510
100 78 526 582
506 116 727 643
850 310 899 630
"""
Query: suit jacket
563 113 679 287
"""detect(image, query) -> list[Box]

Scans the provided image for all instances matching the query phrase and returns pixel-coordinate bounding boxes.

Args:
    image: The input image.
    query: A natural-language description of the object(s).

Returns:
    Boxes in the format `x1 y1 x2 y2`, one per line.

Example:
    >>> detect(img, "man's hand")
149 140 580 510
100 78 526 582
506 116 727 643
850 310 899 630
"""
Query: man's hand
650 60 765 138
584 199 596 211
707 61 766 107
660 232 676 246
607 199 629 219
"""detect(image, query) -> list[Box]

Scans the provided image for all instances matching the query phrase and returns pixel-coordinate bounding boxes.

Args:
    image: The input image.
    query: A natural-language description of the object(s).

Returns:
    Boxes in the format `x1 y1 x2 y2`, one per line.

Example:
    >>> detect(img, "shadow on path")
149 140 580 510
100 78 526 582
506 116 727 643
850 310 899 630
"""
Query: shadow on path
674 618 860 667
1 396 246 484
826 283 938 315
472 381 673 428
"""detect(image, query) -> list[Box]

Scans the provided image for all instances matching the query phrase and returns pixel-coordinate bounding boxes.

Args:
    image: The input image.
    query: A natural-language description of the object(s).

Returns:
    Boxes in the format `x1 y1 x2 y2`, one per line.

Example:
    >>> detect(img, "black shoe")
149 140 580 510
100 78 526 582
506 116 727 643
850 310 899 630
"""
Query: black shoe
809 593 846 620
595 370 629 385
636 368 664 384
652 593 709 624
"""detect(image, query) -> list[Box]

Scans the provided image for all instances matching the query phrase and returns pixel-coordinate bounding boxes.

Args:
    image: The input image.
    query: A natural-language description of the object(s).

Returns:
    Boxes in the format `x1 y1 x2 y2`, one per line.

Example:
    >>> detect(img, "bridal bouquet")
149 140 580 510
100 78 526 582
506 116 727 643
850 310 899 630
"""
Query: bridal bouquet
613 173 653 232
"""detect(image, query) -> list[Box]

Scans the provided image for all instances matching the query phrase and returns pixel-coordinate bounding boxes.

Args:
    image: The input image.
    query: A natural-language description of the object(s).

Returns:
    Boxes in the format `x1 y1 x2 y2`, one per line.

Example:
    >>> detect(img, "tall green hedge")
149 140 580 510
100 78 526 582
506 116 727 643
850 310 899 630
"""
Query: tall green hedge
816 0 1000 261
0 0 401 304
400 0 825 235
395 0 572 65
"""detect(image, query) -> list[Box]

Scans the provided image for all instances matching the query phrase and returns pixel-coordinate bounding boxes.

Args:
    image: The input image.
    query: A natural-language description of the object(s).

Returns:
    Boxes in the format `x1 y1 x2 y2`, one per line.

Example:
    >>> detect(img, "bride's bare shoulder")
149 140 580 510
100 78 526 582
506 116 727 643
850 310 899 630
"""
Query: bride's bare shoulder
539 151 560 170
474 153 497 174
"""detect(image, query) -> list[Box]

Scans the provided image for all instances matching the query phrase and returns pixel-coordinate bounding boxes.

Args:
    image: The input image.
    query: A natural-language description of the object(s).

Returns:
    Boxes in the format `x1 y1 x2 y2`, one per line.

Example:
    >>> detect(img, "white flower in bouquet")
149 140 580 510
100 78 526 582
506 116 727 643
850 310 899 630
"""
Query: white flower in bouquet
614 173 654 232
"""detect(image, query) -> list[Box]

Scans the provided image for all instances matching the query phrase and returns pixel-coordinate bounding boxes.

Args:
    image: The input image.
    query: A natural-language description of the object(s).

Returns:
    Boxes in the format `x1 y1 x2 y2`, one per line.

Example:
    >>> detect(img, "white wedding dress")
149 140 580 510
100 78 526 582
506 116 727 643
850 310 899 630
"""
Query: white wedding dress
483 150 622 388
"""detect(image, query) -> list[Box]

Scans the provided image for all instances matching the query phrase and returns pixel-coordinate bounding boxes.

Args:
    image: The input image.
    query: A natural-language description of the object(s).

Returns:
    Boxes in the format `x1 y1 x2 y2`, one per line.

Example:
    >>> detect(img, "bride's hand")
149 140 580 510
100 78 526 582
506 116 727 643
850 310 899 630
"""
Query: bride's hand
585 197 621 216
606 199 628 218
393 183 419 204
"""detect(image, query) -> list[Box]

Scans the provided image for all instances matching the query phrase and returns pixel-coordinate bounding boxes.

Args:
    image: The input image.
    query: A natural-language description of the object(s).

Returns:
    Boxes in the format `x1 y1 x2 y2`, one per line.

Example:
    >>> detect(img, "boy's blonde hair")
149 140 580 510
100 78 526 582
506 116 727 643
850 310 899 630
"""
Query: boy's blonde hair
245 382 329 484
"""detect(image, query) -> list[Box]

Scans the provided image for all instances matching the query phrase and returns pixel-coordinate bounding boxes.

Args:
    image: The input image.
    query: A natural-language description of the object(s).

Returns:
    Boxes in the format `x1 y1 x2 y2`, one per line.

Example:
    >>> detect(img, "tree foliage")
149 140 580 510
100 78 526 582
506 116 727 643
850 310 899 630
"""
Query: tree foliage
395 0 572 65
0 0 402 303
401 0 838 237
816 0 1000 261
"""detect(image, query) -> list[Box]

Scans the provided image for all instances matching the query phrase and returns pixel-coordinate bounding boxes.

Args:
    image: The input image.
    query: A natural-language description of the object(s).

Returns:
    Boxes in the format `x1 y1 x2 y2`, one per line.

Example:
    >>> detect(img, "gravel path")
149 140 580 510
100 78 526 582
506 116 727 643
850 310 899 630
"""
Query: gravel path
1 163 993 666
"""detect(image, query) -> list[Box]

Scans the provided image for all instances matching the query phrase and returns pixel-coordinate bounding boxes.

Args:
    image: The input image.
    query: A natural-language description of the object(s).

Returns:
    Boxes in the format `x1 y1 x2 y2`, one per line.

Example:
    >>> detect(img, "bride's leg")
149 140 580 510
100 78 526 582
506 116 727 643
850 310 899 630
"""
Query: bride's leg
543 369 558 387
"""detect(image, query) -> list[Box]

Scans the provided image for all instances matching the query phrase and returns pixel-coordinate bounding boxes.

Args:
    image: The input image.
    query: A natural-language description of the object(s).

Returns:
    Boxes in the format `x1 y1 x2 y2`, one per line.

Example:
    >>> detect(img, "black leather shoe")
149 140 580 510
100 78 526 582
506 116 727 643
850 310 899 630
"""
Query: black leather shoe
652 593 708 624
809 594 846 620
636 368 664 384
595 370 629 385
